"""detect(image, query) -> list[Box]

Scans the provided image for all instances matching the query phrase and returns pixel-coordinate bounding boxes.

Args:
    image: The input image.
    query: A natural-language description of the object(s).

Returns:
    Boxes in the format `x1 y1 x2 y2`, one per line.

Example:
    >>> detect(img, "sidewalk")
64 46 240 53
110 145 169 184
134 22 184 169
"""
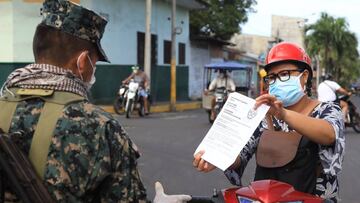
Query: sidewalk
100 100 202 114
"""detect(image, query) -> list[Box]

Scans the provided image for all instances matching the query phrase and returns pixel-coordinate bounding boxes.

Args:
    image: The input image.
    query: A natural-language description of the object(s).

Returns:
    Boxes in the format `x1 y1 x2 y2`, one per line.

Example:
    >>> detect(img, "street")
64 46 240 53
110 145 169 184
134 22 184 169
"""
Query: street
115 106 360 202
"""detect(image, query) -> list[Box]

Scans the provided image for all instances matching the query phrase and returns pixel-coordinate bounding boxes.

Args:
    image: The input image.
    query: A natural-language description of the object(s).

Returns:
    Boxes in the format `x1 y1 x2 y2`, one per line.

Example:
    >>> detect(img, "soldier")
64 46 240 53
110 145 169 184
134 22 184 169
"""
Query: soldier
0 0 149 202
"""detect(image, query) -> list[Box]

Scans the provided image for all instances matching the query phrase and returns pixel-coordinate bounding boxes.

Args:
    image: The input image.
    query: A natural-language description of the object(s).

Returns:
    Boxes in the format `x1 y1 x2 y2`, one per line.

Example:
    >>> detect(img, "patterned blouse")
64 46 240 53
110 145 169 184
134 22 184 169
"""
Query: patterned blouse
224 101 345 202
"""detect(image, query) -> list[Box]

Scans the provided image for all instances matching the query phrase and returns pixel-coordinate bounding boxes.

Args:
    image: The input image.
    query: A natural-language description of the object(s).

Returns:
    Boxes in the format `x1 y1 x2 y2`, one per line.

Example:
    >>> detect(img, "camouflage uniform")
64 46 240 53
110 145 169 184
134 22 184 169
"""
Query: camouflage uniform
0 0 148 202
7 95 147 202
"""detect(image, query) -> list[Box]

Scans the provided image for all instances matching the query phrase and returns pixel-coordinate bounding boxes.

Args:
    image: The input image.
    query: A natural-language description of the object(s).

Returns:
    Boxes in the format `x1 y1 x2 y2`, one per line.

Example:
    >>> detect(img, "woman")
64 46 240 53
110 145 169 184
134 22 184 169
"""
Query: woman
193 42 345 202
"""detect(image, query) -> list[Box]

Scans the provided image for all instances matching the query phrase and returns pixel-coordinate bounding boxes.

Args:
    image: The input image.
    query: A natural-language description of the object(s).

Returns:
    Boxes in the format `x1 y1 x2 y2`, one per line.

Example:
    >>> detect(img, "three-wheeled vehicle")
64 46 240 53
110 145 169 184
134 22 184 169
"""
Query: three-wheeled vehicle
202 61 253 123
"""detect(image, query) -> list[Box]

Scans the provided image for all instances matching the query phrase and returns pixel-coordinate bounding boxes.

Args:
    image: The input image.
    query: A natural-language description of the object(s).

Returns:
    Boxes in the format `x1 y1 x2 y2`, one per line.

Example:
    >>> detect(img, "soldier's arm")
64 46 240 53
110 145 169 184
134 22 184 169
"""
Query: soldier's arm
99 119 148 202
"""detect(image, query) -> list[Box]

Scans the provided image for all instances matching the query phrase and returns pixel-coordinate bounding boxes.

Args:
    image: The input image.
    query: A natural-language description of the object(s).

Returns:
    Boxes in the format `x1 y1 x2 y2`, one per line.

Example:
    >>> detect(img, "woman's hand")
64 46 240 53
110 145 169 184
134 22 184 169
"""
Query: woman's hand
254 94 287 120
193 151 216 173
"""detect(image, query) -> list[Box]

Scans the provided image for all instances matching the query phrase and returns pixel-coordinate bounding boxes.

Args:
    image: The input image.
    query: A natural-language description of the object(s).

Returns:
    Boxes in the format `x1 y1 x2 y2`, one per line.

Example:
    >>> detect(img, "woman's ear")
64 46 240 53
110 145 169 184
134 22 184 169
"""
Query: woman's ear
301 70 309 84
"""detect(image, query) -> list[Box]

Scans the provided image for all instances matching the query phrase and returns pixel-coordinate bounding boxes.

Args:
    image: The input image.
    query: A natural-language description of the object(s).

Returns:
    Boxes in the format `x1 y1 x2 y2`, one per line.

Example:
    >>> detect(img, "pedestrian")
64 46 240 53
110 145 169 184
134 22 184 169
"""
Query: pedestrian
193 42 345 202
0 0 190 202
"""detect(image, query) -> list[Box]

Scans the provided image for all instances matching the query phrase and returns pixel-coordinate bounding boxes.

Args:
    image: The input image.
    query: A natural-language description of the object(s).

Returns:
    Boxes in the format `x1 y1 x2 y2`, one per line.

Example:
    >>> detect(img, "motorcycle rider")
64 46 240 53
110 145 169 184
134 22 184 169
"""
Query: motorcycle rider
205 69 236 120
317 73 352 122
193 42 345 202
122 65 150 115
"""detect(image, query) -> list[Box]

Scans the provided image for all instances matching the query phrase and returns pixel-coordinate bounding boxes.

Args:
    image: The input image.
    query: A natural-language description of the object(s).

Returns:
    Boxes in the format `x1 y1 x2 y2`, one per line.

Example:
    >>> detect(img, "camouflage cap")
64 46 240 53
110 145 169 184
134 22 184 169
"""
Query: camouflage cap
41 0 110 62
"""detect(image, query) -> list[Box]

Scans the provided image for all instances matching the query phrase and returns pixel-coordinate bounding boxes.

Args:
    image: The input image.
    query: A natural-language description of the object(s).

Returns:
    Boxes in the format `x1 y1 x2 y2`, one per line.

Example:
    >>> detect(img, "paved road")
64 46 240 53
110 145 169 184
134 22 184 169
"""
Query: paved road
115 106 359 202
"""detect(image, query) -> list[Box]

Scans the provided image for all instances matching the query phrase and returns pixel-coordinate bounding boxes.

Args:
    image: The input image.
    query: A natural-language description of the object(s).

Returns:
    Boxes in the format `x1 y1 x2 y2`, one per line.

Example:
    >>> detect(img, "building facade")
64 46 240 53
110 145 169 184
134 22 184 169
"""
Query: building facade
0 0 204 103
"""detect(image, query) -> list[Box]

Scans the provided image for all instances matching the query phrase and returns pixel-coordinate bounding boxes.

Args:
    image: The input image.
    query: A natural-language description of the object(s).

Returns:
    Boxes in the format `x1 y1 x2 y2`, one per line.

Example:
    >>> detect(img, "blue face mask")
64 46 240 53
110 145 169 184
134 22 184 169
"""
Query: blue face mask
269 73 305 107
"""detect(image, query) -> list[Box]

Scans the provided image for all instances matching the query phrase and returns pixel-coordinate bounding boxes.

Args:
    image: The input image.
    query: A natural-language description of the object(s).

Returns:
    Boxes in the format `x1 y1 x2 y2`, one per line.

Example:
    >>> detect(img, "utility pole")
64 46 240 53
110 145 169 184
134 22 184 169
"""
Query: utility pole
170 0 177 111
144 0 152 82
316 55 321 90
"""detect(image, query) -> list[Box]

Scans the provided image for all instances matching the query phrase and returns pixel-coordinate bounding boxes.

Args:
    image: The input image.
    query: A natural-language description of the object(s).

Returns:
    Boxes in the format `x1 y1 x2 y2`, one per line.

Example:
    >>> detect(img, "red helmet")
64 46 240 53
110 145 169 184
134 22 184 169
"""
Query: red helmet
265 42 313 95
265 42 312 71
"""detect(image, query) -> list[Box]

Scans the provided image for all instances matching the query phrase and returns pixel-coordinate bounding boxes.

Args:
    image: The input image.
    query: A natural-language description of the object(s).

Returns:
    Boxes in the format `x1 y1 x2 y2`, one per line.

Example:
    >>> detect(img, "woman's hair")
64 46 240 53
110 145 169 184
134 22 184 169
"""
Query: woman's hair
293 61 313 97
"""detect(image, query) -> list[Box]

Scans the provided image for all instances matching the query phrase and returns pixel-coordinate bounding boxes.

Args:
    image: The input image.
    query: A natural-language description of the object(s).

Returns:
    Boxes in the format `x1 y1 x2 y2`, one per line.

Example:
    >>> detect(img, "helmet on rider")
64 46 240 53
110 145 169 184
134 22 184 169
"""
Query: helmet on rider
132 65 140 74
264 42 313 96
324 73 333 80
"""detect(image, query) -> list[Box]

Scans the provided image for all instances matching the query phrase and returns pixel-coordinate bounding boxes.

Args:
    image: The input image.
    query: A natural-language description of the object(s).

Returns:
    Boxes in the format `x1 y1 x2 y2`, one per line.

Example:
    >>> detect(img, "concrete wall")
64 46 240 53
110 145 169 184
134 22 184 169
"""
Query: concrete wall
83 0 190 66
0 1 14 62
0 0 42 62
0 0 193 102
1 0 191 66
230 33 271 56
271 15 306 47
189 41 210 100
13 0 42 62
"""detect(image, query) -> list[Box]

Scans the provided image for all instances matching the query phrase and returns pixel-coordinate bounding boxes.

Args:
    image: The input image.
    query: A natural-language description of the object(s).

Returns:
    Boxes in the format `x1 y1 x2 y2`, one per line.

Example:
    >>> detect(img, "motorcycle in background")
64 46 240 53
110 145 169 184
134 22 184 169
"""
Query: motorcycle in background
113 84 127 114
211 87 228 122
113 79 147 118
201 61 253 124
188 179 324 203
339 91 360 133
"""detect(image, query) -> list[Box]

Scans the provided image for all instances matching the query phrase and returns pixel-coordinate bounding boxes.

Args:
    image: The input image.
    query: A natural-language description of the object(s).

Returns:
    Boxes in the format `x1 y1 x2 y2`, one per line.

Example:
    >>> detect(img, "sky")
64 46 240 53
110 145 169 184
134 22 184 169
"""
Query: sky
240 0 360 47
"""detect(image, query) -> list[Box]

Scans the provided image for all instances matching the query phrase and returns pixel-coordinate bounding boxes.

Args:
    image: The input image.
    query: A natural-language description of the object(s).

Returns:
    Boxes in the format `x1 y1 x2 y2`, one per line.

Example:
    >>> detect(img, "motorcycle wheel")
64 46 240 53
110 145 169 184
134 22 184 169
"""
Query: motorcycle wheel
351 112 360 133
126 99 133 118
214 106 221 118
113 96 123 115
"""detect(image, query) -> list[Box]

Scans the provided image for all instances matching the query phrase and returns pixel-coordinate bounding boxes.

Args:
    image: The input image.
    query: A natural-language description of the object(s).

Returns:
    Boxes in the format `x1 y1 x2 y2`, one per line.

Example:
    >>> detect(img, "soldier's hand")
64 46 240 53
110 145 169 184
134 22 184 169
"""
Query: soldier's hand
153 182 191 203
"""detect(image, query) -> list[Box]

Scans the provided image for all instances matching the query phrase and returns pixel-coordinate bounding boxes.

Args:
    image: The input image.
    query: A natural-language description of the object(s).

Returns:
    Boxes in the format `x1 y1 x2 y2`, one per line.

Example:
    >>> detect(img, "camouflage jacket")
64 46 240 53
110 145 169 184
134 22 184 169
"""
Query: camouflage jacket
6 96 147 202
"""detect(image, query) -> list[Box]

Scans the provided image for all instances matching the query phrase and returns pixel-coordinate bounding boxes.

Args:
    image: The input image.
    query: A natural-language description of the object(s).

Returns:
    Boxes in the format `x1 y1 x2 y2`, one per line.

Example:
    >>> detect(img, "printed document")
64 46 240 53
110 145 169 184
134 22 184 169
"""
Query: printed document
195 92 270 171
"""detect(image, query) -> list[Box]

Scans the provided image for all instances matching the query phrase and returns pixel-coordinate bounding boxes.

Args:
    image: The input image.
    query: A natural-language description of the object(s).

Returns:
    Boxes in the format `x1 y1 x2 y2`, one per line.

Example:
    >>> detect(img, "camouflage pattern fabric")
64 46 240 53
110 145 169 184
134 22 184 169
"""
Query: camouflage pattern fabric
41 0 109 62
7 98 148 202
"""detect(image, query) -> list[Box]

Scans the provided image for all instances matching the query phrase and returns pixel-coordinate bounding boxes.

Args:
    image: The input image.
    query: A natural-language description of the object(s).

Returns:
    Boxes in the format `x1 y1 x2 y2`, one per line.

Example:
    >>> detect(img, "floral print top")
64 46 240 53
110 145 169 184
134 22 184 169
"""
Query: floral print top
224 101 345 202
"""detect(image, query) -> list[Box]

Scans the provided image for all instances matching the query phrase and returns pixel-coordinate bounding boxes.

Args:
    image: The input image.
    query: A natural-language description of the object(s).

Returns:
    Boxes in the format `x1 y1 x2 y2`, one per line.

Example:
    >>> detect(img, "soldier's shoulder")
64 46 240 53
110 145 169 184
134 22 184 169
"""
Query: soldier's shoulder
64 100 116 123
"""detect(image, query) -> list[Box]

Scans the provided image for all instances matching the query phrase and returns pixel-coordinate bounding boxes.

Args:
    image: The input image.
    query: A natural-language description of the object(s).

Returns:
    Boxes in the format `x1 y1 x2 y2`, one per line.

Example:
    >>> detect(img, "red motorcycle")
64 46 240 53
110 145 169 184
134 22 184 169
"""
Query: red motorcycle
189 180 324 203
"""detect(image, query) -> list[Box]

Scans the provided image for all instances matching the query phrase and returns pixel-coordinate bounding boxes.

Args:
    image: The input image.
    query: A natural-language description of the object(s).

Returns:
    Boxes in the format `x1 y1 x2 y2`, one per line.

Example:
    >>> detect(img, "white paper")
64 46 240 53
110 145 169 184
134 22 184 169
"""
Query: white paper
195 92 270 171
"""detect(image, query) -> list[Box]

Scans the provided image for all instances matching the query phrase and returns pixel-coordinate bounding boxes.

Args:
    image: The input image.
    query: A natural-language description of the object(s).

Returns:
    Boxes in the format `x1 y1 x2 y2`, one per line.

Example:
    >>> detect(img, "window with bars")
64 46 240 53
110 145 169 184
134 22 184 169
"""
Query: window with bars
178 42 186 65
137 32 158 67
163 40 171 64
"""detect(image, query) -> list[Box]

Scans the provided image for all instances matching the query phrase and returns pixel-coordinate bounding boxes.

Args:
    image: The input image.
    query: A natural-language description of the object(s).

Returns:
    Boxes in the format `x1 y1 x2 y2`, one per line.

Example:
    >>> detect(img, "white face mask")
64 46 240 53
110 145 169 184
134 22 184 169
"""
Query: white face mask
77 52 96 91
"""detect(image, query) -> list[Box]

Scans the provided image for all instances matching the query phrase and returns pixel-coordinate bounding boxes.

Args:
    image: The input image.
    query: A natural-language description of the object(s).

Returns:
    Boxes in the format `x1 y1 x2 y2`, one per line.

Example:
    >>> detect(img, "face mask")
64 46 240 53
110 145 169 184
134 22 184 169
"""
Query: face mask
219 73 225 78
269 73 305 107
77 52 96 91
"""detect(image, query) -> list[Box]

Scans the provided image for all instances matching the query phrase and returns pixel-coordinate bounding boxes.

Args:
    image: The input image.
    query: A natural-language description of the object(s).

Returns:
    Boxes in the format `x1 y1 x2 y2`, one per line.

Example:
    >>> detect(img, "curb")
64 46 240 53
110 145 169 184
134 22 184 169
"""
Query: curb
100 101 202 114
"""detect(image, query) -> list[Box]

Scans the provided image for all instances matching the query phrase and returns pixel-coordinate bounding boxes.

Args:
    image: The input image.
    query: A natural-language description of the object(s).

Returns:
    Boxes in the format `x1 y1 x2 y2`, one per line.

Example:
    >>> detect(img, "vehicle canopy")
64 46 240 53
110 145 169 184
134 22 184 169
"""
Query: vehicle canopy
202 61 253 111
204 61 252 71
203 61 253 94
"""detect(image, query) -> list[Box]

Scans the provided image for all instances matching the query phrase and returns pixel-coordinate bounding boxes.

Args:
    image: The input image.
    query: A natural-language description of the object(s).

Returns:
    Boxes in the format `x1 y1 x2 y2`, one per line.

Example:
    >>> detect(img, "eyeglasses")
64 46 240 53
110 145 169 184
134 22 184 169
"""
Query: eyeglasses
264 69 304 85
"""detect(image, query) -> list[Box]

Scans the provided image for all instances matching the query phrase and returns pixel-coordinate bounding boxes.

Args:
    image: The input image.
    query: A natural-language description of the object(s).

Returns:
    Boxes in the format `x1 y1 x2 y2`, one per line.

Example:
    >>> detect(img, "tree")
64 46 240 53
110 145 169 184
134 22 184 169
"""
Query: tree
305 12 360 85
190 0 257 40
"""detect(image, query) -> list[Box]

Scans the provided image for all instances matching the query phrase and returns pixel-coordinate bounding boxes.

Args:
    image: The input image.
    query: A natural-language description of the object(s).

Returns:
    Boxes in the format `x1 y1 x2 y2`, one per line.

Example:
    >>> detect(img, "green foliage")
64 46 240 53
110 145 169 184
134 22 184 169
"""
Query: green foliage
190 0 257 40
305 12 360 86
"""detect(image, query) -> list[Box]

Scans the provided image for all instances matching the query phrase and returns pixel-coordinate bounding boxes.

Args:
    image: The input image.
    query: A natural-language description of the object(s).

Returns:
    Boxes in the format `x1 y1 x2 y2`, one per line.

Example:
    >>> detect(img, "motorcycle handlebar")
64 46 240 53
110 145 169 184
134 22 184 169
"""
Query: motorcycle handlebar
188 196 215 203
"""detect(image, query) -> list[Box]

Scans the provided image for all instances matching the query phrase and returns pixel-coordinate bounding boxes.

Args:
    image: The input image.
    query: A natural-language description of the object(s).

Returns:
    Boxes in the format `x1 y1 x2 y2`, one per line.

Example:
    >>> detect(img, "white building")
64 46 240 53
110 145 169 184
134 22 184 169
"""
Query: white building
0 0 205 103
